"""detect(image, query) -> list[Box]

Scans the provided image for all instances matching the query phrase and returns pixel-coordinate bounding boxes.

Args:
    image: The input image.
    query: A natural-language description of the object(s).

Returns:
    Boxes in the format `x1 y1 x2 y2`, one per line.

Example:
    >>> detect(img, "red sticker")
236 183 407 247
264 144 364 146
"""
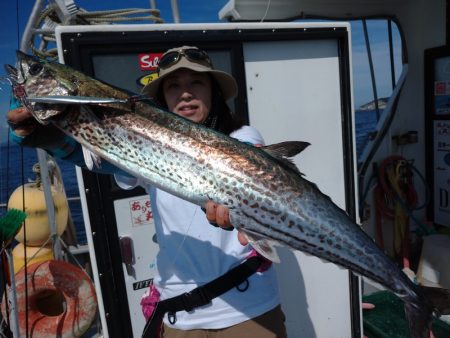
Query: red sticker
139 53 164 71
435 81 446 95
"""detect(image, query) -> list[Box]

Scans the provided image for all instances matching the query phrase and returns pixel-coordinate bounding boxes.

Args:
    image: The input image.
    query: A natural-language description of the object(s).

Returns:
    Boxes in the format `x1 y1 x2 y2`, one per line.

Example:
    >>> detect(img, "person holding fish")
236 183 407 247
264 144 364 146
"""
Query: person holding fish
7 46 287 338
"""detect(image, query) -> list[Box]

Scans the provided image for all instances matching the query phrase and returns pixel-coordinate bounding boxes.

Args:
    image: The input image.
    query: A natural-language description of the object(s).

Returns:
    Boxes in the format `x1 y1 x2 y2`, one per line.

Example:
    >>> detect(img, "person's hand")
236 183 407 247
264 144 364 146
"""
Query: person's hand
7 106 70 150
205 201 232 228
362 303 375 310
7 107 37 136
204 201 248 245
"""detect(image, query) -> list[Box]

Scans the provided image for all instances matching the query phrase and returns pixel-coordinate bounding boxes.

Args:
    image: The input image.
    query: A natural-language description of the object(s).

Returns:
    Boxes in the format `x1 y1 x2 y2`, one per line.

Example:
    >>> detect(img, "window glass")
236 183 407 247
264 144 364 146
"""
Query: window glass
351 19 403 158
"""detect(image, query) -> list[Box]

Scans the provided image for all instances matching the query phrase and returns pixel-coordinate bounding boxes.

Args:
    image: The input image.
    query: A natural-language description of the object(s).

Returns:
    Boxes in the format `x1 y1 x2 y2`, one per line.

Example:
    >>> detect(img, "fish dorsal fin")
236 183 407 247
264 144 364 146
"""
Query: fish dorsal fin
262 141 310 175
263 141 310 158
243 231 280 263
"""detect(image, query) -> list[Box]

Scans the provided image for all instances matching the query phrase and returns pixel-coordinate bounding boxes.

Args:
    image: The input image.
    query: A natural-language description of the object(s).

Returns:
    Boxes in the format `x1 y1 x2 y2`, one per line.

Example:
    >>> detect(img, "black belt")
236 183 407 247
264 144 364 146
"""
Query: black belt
141 255 264 338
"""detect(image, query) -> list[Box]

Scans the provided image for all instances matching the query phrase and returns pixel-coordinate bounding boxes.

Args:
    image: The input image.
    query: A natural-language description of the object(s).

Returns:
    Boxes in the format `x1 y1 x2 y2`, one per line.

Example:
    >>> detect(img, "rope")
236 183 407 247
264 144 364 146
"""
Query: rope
373 155 435 265
78 8 162 20
29 5 164 59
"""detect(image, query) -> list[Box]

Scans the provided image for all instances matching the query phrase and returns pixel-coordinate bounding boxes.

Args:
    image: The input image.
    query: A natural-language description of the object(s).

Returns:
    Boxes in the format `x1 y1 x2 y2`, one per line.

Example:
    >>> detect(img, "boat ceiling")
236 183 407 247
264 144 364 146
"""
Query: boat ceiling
219 0 415 22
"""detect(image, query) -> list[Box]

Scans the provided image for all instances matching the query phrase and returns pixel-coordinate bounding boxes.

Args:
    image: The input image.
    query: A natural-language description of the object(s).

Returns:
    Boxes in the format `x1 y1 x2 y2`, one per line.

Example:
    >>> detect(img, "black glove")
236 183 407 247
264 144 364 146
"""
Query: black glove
10 120 68 151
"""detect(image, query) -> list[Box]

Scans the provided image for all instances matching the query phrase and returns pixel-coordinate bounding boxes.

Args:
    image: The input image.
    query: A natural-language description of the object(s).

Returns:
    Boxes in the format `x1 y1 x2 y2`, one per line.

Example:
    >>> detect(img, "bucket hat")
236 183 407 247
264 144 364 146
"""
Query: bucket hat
142 46 238 100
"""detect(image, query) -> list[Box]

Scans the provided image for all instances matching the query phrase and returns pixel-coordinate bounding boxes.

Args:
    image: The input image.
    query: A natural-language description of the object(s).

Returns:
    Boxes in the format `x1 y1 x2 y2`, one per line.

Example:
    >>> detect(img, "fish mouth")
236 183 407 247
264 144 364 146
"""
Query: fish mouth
3 63 31 112
3 65 62 125
3 64 19 86
4 64 17 77
4 61 37 116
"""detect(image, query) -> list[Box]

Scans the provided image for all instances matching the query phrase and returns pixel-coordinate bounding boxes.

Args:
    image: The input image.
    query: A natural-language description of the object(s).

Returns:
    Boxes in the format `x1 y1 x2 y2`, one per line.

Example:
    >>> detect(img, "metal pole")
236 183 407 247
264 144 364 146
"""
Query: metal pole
362 19 380 121
171 0 180 23
20 0 64 260
388 20 396 90
36 151 62 260
19 0 46 52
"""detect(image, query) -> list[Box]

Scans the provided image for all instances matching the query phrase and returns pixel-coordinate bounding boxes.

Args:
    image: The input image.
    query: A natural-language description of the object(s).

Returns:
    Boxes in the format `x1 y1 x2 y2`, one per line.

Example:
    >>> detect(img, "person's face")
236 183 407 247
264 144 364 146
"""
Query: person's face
162 68 212 123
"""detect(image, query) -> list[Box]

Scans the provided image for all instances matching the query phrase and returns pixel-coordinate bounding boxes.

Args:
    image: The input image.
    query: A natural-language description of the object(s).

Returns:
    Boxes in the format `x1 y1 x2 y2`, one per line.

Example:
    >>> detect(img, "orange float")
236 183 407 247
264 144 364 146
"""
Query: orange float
1 260 97 338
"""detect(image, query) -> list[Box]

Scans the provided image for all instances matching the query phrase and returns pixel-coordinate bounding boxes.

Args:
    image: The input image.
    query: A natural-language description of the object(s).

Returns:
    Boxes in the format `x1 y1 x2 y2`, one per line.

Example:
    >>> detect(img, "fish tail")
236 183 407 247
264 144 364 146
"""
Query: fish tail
404 286 450 338
421 285 450 316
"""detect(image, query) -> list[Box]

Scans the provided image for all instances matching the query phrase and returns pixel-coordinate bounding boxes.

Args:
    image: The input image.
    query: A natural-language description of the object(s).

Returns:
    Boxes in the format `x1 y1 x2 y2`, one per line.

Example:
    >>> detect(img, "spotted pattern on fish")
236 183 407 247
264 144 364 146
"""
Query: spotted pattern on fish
8 51 445 338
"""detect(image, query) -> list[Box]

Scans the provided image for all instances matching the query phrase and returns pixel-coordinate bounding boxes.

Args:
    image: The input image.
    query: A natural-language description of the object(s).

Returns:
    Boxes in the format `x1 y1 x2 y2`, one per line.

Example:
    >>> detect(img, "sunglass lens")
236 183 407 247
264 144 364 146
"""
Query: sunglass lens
185 49 209 63
158 52 179 68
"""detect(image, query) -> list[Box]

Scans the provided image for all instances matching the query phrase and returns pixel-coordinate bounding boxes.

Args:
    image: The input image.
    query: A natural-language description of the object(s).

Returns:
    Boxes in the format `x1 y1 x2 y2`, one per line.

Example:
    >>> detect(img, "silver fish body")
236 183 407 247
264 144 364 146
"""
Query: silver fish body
7 51 450 338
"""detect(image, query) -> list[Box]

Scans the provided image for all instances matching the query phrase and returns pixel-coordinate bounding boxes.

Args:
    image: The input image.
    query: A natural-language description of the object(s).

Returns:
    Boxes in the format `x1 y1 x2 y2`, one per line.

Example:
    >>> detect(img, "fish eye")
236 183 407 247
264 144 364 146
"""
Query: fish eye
29 63 43 76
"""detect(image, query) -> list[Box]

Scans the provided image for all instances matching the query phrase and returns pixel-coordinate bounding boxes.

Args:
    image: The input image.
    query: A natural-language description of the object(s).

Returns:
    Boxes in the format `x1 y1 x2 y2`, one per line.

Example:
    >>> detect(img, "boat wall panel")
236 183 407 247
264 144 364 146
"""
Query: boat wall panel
244 38 354 338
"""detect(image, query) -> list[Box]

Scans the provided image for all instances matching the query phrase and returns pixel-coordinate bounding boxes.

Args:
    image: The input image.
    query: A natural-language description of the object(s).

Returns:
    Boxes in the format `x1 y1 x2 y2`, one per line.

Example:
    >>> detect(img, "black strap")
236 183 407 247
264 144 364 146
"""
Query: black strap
141 255 264 338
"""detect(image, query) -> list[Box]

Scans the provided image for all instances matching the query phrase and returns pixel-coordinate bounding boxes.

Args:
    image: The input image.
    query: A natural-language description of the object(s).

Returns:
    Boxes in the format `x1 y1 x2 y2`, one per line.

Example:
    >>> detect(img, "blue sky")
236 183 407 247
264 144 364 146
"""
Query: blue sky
0 0 402 143
0 0 227 142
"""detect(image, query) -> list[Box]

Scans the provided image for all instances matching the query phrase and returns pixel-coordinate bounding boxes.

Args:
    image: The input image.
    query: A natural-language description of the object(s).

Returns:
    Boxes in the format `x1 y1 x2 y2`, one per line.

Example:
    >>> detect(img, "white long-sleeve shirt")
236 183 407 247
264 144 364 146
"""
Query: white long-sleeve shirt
116 126 280 330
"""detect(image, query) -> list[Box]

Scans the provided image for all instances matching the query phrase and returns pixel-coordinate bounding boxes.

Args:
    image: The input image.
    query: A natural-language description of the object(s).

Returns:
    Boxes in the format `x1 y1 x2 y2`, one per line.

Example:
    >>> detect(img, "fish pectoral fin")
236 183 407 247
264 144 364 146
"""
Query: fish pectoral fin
262 141 310 175
229 211 280 263
82 146 102 170
243 231 281 263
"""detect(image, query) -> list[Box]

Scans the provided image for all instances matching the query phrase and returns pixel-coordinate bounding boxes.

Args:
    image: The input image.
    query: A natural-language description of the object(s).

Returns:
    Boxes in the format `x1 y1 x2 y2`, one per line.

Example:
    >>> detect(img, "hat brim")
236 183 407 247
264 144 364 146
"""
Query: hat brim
141 60 238 101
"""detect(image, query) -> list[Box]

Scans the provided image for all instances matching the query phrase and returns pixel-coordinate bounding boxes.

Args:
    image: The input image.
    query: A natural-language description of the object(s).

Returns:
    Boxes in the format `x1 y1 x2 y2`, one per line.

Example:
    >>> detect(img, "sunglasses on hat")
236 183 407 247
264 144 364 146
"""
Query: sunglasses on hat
157 48 212 72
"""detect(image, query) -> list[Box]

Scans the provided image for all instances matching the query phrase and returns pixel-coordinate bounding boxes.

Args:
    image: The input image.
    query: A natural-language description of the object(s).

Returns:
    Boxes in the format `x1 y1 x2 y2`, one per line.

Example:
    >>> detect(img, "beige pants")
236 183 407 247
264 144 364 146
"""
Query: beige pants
161 305 287 338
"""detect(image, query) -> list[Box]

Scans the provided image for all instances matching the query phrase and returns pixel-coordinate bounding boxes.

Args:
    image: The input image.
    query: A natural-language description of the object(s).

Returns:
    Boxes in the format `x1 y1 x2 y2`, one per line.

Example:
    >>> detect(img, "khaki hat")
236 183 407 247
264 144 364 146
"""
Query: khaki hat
142 46 238 101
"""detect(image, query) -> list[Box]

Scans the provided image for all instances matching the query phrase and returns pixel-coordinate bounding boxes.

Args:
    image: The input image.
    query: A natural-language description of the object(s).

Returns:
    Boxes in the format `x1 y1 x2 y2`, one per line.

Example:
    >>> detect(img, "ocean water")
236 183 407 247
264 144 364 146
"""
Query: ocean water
0 109 377 245
355 108 378 157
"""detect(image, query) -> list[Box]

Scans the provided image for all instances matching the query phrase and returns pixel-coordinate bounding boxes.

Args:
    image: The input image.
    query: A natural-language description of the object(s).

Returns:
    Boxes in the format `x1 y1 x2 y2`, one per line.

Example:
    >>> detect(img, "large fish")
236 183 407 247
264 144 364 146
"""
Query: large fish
6 51 450 338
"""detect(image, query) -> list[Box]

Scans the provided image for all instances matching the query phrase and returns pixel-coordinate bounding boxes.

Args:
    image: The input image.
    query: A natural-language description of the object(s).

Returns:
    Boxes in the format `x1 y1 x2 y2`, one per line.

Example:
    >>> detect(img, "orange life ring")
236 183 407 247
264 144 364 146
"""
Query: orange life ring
1 260 97 338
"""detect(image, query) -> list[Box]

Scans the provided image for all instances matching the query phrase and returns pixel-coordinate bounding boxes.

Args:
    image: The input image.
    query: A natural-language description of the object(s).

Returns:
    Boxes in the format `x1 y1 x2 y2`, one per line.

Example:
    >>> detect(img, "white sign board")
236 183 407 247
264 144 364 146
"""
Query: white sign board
114 195 159 337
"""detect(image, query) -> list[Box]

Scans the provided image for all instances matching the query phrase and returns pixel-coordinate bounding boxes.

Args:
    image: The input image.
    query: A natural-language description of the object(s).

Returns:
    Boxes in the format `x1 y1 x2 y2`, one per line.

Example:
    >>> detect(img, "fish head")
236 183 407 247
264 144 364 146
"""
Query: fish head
5 51 79 124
